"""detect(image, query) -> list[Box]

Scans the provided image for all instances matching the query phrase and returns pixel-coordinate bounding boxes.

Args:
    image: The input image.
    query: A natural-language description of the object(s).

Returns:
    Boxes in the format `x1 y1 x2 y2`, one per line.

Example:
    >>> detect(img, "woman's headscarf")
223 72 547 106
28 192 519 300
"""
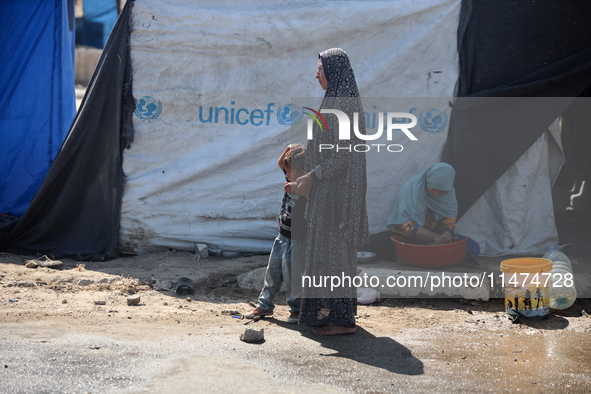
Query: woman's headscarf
320 49 359 98
387 163 458 228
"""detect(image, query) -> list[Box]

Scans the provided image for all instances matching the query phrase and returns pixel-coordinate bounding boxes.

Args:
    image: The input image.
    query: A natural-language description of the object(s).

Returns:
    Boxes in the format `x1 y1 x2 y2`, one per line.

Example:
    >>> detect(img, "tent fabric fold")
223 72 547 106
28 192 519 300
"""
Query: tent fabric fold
444 0 591 218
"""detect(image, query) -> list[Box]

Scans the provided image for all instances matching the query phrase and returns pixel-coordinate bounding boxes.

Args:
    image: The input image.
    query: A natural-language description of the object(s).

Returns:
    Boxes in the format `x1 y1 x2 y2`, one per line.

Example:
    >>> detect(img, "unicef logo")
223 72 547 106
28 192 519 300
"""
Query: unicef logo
134 96 162 121
276 104 304 127
418 108 448 134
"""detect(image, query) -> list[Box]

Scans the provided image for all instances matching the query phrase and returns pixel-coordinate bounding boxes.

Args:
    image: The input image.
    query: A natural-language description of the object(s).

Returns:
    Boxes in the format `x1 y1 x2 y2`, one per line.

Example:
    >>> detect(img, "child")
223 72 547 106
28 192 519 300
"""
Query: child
246 144 307 324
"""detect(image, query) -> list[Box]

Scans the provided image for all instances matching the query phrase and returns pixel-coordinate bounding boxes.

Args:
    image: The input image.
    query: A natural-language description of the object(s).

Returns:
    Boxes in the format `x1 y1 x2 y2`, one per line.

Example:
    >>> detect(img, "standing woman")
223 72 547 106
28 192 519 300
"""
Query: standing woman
295 48 369 335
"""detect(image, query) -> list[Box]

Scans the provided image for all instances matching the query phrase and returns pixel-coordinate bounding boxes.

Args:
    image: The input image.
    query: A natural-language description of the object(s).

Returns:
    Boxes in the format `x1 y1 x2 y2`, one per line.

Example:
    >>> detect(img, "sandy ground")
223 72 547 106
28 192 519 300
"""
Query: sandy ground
1 250 591 393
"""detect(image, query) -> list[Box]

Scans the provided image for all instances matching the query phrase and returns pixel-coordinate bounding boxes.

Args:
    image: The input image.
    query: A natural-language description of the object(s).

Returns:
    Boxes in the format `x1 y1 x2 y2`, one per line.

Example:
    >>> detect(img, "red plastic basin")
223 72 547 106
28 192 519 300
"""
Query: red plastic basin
390 235 467 268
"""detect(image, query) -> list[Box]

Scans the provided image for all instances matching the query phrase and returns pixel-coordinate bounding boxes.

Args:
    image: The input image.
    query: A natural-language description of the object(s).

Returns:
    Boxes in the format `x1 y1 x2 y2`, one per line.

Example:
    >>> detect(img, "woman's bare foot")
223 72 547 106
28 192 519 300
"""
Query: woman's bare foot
312 324 356 336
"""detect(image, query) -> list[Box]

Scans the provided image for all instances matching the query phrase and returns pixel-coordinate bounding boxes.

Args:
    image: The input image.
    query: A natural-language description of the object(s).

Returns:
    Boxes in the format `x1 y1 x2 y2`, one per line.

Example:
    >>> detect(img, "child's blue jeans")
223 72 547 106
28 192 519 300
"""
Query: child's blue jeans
257 233 302 313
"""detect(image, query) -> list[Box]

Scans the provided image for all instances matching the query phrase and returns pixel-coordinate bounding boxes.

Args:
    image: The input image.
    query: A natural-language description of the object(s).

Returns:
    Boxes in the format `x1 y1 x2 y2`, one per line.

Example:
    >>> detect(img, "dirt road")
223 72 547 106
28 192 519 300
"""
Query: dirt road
1 251 590 393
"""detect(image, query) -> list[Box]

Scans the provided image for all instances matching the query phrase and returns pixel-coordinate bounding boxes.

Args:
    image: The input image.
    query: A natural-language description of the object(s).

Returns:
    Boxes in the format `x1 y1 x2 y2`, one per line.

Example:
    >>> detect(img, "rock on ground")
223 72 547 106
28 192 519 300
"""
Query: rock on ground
240 328 264 343
127 295 141 306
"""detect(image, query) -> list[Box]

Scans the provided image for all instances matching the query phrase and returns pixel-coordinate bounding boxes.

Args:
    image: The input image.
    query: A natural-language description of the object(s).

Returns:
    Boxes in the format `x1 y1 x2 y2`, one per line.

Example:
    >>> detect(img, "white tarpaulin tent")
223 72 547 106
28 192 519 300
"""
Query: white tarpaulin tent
119 0 562 256
455 121 564 255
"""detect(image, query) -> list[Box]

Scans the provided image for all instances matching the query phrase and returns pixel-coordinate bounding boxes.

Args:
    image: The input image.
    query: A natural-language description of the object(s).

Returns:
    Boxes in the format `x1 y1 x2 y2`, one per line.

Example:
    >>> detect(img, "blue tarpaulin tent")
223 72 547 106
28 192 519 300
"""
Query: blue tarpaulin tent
0 0 76 216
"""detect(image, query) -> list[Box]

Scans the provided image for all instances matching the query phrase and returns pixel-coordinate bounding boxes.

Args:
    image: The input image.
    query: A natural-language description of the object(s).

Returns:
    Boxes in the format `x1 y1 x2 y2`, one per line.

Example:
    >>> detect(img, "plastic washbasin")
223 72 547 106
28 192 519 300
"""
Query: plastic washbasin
390 235 467 268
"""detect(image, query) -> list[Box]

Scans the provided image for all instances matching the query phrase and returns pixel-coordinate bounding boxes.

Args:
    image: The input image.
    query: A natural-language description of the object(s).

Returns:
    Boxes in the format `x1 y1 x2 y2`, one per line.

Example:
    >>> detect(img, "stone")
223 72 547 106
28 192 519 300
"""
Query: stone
77 278 95 286
17 281 37 288
194 243 209 259
25 262 38 269
94 300 107 305
240 328 264 343
98 277 116 284
36 258 63 269
127 295 141 306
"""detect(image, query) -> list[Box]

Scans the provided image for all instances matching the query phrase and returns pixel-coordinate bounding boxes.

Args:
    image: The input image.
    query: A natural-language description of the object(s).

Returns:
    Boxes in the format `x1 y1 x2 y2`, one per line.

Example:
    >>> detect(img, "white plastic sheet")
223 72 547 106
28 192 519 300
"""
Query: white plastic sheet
455 120 564 256
120 0 461 254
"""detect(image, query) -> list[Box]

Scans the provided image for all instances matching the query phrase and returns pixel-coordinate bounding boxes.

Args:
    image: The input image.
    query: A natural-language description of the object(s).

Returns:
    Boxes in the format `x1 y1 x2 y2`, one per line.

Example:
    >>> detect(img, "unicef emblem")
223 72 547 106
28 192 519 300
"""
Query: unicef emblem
134 96 162 121
277 104 304 127
418 108 448 134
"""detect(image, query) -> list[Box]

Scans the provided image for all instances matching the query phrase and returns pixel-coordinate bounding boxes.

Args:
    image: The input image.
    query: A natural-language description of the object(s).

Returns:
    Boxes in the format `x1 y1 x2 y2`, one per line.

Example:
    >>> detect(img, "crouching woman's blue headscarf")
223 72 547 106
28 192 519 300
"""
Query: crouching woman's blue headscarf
387 163 458 229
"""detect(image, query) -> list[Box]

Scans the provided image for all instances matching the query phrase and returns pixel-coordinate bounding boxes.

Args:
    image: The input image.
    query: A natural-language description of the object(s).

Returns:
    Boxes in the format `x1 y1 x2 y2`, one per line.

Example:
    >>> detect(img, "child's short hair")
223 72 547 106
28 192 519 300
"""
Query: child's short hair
284 145 305 171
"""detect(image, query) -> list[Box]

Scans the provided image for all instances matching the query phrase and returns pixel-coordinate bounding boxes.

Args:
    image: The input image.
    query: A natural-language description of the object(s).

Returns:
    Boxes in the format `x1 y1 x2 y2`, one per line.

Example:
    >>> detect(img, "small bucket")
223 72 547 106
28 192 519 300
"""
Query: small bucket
500 258 553 317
